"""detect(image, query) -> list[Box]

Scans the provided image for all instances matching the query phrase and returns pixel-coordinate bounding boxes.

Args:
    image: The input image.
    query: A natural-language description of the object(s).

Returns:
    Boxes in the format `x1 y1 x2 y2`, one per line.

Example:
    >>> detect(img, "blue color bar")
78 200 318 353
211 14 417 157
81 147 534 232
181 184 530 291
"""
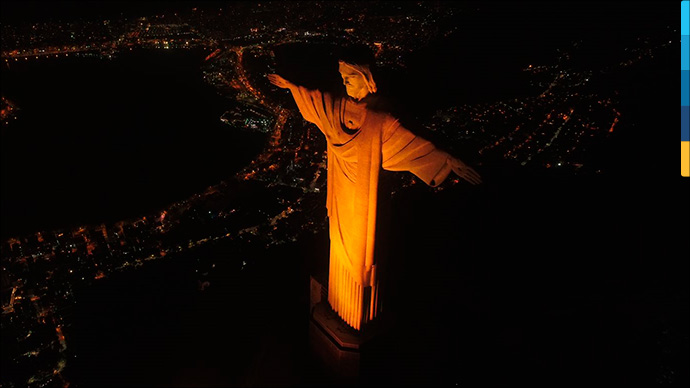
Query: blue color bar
683 35 689 70
680 106 690 141
680 70 690 106
683 1 689 35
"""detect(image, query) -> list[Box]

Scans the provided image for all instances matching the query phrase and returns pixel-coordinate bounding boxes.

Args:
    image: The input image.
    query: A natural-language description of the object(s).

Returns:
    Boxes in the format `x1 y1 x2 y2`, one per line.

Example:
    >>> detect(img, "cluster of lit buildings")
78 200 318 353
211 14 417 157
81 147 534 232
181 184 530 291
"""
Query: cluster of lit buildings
0 175 320 387
424 60 619 172
1 1 460 67
1 17 131 60
421 33 670 174
136 22 208 50
221 105 274 133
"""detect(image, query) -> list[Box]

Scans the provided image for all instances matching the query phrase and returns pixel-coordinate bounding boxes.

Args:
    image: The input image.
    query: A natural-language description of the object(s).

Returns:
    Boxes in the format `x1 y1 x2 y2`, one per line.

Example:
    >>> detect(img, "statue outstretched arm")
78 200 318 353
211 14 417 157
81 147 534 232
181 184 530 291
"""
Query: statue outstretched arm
382 118 481 186
267 74 296 90
448 155 482 185
268 73 326 129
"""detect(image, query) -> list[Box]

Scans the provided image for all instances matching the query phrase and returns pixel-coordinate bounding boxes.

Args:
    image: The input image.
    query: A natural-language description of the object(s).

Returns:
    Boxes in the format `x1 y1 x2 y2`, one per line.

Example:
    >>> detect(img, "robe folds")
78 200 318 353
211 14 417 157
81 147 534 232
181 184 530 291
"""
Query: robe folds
290 85 453 329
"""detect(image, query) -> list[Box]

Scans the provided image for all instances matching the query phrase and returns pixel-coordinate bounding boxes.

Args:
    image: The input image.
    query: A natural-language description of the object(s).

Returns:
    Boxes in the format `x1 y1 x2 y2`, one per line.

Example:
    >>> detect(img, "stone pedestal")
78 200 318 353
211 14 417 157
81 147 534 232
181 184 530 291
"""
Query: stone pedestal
308 274 378 383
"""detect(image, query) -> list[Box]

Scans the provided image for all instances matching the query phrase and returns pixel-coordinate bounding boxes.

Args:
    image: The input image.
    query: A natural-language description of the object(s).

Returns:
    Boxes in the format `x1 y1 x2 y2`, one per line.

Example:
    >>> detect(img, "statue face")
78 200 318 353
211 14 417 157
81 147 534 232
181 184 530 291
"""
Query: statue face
339 63 368 100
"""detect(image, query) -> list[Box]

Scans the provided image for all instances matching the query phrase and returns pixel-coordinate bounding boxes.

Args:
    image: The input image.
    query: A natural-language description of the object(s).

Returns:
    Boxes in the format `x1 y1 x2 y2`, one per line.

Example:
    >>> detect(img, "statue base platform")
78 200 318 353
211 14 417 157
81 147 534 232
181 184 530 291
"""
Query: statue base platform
308 274 379 383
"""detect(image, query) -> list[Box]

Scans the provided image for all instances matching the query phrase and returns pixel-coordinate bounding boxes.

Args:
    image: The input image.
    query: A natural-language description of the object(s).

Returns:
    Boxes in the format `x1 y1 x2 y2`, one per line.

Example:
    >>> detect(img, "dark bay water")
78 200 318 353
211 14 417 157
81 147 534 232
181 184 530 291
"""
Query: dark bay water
1 48 266 239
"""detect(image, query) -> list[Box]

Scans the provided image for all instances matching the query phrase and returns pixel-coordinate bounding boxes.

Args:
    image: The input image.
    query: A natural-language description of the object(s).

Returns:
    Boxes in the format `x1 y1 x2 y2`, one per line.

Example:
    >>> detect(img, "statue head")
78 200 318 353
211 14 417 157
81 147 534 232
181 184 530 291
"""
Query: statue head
338 45 377 101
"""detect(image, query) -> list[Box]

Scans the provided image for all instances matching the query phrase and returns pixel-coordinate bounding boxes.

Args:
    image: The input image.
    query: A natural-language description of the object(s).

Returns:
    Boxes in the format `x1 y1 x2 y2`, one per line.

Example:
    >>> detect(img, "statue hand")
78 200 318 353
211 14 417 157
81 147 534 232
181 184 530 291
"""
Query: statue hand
449 157 482 185
267 73 293 89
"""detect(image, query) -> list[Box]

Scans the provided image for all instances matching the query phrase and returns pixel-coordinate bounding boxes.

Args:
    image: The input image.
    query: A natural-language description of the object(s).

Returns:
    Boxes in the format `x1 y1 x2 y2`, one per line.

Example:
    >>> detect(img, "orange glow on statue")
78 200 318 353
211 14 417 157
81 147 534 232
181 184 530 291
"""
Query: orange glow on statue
268 47 481 330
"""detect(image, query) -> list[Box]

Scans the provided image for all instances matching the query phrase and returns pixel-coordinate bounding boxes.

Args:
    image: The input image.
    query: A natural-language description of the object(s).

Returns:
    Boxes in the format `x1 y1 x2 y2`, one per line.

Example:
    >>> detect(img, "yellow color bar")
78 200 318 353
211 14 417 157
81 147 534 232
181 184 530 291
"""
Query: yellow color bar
683 141 689 177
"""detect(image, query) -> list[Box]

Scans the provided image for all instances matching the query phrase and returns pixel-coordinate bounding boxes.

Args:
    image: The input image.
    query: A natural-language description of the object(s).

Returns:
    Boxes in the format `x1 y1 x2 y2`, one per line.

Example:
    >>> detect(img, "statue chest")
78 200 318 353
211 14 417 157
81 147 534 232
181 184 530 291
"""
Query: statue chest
339 97 368 130
327 98 382 150
342 106 366 130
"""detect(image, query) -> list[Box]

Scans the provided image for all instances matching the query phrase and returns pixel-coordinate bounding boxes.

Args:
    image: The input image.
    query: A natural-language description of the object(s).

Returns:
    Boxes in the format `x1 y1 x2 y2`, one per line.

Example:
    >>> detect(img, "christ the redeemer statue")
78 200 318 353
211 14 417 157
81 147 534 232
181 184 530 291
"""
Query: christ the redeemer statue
268 46 481 331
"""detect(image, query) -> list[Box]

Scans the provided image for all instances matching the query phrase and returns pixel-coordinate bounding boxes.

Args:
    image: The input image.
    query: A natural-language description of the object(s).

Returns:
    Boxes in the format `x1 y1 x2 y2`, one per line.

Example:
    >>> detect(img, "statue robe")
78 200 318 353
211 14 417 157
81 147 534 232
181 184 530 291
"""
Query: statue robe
290 85 453 330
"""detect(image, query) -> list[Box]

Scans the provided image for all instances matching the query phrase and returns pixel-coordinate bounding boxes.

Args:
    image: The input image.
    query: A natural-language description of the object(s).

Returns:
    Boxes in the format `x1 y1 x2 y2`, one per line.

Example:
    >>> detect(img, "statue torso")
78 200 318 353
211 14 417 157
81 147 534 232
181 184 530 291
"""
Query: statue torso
342 97 367 131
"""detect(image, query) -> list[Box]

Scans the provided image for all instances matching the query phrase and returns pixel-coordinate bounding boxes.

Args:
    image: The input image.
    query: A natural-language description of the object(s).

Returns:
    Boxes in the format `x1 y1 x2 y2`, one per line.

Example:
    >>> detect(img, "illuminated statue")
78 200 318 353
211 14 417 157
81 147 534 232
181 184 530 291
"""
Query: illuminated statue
268 47 481 330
